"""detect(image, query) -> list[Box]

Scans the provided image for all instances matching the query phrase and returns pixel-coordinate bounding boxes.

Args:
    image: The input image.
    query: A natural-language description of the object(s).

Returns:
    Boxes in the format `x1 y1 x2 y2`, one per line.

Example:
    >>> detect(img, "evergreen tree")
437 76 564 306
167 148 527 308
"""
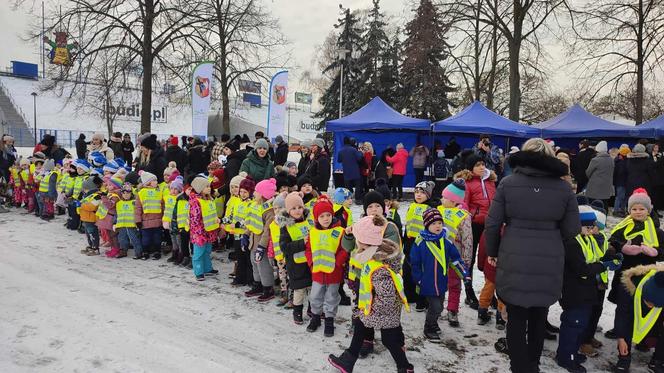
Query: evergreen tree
356 0 390 106
401 0 454 120
317 7 364 123
379 30 402 109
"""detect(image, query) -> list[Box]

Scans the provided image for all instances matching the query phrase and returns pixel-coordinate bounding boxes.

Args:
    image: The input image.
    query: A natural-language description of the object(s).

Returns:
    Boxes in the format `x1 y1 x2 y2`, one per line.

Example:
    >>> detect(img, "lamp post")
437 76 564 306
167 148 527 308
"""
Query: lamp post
31 92 37 146
337 49 349 119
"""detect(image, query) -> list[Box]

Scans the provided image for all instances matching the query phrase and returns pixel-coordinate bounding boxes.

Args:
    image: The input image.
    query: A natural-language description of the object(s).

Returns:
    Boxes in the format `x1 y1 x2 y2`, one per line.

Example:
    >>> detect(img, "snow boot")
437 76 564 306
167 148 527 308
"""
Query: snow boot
81 246 92 254
328 350 356 373
196 275 205 281
86 247 100 256
307 314 321 332
105 247 120 258
495 337 509 355
579 343 598 357
478 308 491 325
116 250 128 259
141 252 150 260
257 286 275 302
465 286 479 310
397 364 415 373
648 357 664 373
324 317 335 337
180 257 191 268
244 283 262 297
358 340 374 358
293 305 304 325
447 311 459 327
339 286 351 306
152 252 161 260
205 269 219 276
495 311 506 330
424 327 441 343
557 355 587 373
276 291 289 307
613 356 630 372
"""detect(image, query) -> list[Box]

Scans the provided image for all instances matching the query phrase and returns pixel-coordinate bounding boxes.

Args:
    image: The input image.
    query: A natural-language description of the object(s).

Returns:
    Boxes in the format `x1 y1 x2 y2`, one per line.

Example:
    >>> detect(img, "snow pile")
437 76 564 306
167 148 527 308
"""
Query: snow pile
0 205 652 373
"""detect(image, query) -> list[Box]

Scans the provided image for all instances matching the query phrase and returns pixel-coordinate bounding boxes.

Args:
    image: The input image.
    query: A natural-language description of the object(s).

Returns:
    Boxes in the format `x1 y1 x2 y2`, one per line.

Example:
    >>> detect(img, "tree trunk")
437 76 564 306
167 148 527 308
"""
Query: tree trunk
508 0 523 122
486 22 498 110
216 2 231 136
473 0 482 101
140 0 155 134
635 0 644 124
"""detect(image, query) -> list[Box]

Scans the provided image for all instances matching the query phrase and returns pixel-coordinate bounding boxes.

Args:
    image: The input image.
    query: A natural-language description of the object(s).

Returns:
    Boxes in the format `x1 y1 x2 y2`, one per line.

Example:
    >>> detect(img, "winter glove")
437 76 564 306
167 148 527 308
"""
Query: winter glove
622 244 643 255
601 253 623 271
240 234 250 252
162 221 170 230
254 245 266 263
221 216 231 225
641 245 659 257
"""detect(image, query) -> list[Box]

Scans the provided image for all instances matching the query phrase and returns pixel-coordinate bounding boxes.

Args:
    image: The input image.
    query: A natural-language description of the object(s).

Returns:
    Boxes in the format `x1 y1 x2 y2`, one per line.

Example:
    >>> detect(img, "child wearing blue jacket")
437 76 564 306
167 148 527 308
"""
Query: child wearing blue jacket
410 207 471 343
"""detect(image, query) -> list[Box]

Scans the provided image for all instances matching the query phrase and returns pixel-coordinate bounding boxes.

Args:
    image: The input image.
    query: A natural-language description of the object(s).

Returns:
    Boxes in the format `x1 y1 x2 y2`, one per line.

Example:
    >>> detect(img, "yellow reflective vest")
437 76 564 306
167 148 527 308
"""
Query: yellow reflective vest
611 217 660 248
162 193 178 223
232 199 251 235
246 201 272 235
38 171 53 193
95 193 117 219
200 198 219 232
309 226 344 274
415 236 449 275
633 270 663 344
437 206 469 241
223 196 240 233
138 187 163 214
405 203 429 238
286 220 311 264
176 199 190 231
10 167 20 187
72 175 85 200
358 259 410 316
115 200 137 228
333 203 353 226
270 221 283 261
214 194 226 218
575 234 609 284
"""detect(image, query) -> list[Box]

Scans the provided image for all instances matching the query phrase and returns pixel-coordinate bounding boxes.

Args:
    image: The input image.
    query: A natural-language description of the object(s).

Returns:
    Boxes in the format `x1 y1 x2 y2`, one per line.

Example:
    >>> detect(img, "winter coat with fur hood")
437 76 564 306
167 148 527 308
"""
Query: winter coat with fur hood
626 152 656 196
484 150 581 308
455 168 497 225
615 264 664 340
277 209 313 289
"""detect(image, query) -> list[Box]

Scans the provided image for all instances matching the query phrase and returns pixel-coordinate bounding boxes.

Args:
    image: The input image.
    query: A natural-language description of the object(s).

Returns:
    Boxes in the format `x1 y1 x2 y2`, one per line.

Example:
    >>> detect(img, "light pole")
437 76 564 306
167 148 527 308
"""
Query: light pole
337 49 349 118
31 92 37 146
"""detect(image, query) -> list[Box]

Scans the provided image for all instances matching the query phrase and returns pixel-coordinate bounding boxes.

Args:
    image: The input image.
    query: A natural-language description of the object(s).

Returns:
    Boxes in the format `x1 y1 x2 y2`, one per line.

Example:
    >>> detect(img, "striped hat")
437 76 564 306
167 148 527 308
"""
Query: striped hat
578 205 597 226
73 159 91 172
442 179 466 205
423 208 443 229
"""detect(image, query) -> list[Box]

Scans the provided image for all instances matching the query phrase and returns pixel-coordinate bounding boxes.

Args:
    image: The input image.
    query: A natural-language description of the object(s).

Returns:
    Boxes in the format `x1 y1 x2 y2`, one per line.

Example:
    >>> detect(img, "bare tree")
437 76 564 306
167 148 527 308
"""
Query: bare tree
590 88 664 123
568 0 664 124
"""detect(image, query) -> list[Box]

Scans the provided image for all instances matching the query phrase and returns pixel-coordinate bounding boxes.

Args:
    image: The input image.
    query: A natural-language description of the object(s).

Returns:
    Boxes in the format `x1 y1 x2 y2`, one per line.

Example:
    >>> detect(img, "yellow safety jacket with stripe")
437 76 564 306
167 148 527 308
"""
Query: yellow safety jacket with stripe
358 259 410 316
20 169 30 184
333 203 353 226
270 221 283 261
138 187 163 214
231 199 251 235
414 236 448 275
309 227 344 274
95 193 118 219
223 196 240 234
575 233 609 284
286 220 311 264
214 194 226 218
405 203 429 238
162 193 178 223
611 216 660 248
58 173 73 194
38 171 54 193
246 201 272 235
436 206 469 241
115 200 137 228
176 199 190 231
10 167 20 187
633 270 663 344
72 175 86 200
200 198 220 232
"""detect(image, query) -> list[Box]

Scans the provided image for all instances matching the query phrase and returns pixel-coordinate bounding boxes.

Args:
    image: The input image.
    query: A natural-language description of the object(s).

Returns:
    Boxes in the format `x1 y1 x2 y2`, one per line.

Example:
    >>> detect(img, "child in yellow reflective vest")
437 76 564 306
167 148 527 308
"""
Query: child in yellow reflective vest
135 171 164 260
328 215 413 373
66 159 91 231
557 203 622 372
115 183 143 260
332 187 353 228
165 176 186 265
29 158 44 214
9 160 22 207
224 172 245 277
173 184 192 267
305 196 348 337
18 157 31 208
611 189 664 371
96 171 125 258
38 159 58 220
79 176 102 256
270 192 290 306
298 175 319 219
277 192 312 325
409 208 470 343
232 177 255 286
188 176 219 281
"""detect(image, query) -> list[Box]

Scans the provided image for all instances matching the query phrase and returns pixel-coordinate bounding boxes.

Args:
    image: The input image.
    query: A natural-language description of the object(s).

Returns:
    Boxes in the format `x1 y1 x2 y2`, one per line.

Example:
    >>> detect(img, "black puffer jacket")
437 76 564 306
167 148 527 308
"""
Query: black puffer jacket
560 236 608 309
305 150 331 193
485 150 581 308
165 145 188 174
274 141 289 166
277 209 312 290
186 144 209 179
626 153 656 196
136 146 168 183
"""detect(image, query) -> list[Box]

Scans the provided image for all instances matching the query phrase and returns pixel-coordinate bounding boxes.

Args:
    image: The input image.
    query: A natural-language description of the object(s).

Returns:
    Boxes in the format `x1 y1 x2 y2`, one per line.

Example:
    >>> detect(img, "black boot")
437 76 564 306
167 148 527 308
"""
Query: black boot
613 356 630 372
478 308 491 325
495 310 506 330
307 314 321 332
257 286 275 302
324 317 335 337
465 286 479 310
546 319 560 333
339 289 351 306
293 305 304 325
180 257 191 268
328 350 356 373
244 282 262 297
358 339 374 358
397 364 415 373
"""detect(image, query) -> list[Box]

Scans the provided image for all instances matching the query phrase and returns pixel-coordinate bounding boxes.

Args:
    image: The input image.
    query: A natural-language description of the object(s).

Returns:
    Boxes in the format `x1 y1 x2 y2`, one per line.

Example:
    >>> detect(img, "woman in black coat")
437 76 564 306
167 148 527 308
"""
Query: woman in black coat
75 134 87 159
305 146 331 193
626 143 656 197
185 138 210 180
135 134 168 183
484 138 580 373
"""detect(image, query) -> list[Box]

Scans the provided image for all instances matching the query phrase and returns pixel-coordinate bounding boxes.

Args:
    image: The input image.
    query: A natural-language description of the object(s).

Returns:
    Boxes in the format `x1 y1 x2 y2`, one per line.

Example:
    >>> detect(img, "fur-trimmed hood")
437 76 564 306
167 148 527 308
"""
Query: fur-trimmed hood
622 264 664 295
627 152 650 159
275 208 311 228
454 168 497 182
507 150 568 178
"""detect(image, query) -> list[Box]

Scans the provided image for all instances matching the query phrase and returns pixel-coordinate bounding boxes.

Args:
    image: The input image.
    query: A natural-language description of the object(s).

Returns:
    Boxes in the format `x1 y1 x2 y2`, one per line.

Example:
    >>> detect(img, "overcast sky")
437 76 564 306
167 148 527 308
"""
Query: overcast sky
0 0 570 104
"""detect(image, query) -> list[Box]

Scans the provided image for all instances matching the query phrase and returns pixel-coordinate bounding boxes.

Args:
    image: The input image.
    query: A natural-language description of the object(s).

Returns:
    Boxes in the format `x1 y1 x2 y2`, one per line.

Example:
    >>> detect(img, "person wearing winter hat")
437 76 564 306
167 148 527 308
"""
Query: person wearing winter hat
162 161 178 190
187 176 220 281
454 151 496 310
240 137 275 182
332 187 354 227
77 176 104 255
163 175 185 264
609 188 664 371
96 171 124 258
626 143 657 201
436 179 474 327
115 182 144 259
410 207 470 342
276 191 313 324
64 159 91 230
37 159 58 220
102 160 120 176
243 178 278 301
222 172 246 264
230 176 256 286
275 170 296 193
286 161 298 177
298 175 319 217
585 140 614 208
304 195 348 337
270 191 290 305
135 170 164 260
329 214 414 373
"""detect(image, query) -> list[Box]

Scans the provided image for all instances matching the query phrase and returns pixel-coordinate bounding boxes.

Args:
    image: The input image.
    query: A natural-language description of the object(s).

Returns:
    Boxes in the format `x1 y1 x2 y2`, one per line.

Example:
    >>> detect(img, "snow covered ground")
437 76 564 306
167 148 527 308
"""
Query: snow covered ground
0 204 656 373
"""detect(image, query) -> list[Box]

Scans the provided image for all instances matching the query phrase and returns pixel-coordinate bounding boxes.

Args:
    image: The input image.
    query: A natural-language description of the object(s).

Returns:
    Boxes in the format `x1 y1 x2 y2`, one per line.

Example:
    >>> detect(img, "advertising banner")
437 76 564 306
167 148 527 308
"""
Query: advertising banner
267 70 288 139
191 61 214 137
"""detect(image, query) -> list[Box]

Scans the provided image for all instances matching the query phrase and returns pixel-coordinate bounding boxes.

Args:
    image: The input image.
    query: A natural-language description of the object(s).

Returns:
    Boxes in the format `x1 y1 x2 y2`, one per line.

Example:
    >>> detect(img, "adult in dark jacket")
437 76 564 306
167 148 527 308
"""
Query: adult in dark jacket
613 145 630 216
121 133 135 165
75 133 87 159
185 138 210 180
304 138 330 193
337 138 364 200
571 140 596 193
584 140 615 206
239 138 275 182
273 135 289 166
107 132 124 159
135 134 168 183
297 140 311 178
651 143 664 210
626 143 656 197
165 137 188 174
484 138 581 373
444 137 461 159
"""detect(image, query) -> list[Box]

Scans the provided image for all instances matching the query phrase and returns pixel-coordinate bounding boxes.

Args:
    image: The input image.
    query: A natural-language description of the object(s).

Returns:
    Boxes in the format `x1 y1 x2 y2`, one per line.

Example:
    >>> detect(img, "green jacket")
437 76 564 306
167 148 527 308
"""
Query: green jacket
239 150 275 182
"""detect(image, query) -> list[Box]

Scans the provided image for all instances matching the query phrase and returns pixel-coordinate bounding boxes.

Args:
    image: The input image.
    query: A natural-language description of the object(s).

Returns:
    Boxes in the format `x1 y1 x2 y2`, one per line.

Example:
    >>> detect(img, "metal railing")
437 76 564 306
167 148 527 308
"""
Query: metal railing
0 78 30 127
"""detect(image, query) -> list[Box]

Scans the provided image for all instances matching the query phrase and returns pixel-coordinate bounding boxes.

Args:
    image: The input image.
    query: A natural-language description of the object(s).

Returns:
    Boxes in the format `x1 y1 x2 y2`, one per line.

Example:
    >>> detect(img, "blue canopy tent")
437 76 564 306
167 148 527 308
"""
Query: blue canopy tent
639 115 664 138
326 97 431 187
534 104 654 139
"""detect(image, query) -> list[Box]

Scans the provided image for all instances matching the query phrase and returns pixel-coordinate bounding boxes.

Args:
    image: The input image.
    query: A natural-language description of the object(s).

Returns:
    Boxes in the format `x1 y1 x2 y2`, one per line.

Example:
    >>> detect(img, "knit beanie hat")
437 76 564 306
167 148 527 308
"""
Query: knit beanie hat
169 136 178 146
191 176 210 194
125 171 140 186
239 177 256 195
224 141 239 152
275 171 294 191
313 196 334 221
628 188 653 212
105 175 123 191
363 191 385 215
82 176 100 192
113 168 128 181
442 179 466 205
332 187 352 204
465 153 484 171
207 160 222 172
578 205 597 226
168 169 181 183
20 157 30 167
374 178 391 201
642 272 664 307
255 138 270 150
274 192 287 210
141 134 158 150
164 161 177 177
285 191 304 211
170 176 184 192
633 143 647 154
43 159 55 172
230 171 247 189
423 208 444 230
619 144 631 156
297 175 313 190
312 138 325 149
73 159 91 172
590 200 607 230
255 178 277 200
353 215 386 247
103 160 119 173
88 151 107 167
415 181 435 200
595 141 608 153
139 171 157 185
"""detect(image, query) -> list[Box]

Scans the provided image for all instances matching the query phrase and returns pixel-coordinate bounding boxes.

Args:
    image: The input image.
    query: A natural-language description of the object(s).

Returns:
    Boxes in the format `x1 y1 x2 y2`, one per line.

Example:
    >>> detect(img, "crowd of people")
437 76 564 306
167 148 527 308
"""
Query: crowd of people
2 130 664 373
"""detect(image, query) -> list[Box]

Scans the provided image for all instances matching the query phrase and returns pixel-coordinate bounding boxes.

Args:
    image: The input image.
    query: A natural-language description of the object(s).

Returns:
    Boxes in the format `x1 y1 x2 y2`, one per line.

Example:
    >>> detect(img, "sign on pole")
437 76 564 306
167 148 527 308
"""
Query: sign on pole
191 61 214 137
267 70 288 139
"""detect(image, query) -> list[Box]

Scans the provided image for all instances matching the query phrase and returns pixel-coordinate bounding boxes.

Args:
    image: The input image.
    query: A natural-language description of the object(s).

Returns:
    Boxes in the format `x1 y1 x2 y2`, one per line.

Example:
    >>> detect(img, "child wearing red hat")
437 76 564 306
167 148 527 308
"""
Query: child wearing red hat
305 196 348 337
